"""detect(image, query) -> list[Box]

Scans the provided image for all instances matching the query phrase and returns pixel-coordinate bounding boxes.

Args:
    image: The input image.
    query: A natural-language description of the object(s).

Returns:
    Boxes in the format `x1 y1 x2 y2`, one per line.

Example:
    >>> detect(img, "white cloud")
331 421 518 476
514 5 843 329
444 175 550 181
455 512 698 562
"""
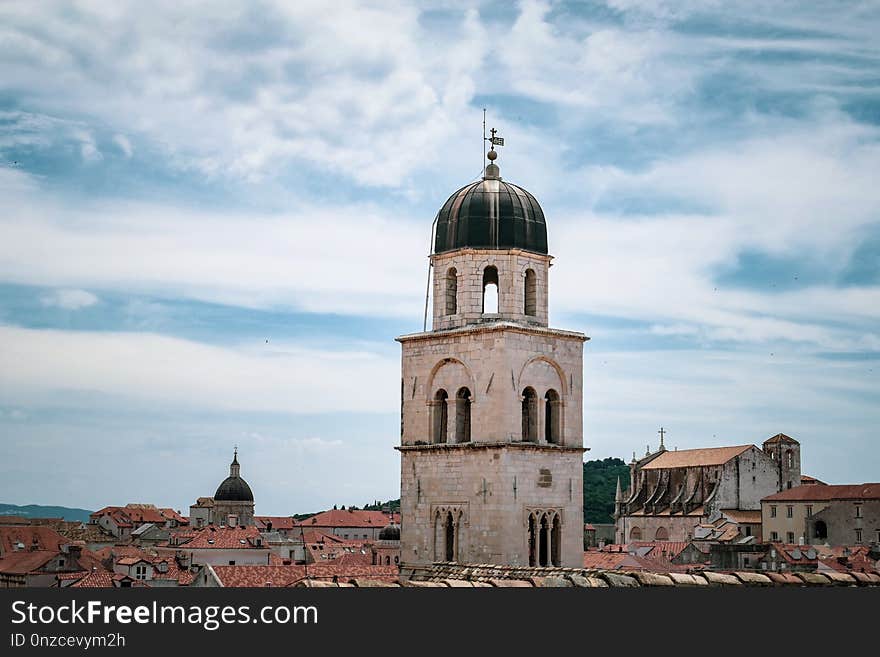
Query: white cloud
39 288 99 310
0 325 399 414
113 134 133 158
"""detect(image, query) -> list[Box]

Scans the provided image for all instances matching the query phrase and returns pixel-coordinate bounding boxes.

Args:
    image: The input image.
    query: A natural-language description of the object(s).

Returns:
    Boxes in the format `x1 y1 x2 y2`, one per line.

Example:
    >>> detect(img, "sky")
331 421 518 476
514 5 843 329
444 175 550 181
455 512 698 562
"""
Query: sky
0 0 878 516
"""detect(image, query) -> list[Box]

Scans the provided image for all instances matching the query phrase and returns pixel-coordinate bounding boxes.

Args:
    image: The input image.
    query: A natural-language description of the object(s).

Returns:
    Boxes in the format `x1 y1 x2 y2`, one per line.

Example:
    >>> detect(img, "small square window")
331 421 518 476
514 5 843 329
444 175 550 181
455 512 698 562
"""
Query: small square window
771 531 779 541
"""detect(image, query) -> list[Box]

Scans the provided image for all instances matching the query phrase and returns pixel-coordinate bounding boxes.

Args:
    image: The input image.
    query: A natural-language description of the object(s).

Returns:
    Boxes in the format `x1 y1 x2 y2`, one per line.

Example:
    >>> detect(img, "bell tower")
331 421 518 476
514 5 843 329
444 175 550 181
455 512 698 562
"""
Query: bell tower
397 137 588 568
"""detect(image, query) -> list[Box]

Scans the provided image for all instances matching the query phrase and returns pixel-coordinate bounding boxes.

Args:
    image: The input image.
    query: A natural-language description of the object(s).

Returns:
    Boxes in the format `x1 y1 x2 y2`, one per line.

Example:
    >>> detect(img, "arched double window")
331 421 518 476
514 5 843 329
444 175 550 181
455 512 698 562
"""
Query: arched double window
432 389 448 444
482 266 499 314
527 510 561 567
445 268 457 315
521 387 538 442
524 268 536 316
455 387 471 443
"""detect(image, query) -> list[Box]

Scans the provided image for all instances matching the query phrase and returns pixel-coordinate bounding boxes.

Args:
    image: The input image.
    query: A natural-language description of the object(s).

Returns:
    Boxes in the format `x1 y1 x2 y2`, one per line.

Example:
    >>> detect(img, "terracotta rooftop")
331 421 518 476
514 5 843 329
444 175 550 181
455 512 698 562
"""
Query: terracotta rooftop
170 525 268 550
255 516 300 531
302 510 401 528
763 433 799 445
209 563 399 587
720 509 762 524
763 483 880 502
641 445 753 470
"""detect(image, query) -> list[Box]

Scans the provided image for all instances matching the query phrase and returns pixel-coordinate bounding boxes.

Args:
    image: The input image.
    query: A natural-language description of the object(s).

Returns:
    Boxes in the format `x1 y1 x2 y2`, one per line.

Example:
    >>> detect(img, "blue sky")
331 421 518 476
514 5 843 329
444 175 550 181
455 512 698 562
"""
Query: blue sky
0 1 878 515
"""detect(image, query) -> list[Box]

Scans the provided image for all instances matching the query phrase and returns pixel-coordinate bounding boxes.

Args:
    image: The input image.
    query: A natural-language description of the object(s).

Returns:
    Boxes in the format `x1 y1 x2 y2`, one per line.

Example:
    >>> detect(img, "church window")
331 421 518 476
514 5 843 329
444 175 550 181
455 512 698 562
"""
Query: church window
538 514 549 566
544 389 561 444
629 526 642 541
432 389 449 443
521 387 538 442
524 268 536 316
550 514 561 567
445 268 457 315
445 512 455 561
785 450 793 468
654 526 669 541
482 266 499 314
528 514 537 566
455 387 471 443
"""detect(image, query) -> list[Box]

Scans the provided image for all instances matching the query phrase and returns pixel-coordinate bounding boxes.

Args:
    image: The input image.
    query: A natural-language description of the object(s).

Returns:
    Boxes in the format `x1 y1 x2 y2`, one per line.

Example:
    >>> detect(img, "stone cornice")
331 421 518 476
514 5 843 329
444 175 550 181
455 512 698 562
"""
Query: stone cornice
396 441 587 454
396 321 588 344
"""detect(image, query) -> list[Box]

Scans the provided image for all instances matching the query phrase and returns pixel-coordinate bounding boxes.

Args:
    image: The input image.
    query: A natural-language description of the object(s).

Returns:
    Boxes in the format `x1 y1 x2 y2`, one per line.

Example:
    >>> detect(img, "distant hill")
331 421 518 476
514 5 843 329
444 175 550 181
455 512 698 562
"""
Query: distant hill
0 503 93 523
583 458 630 524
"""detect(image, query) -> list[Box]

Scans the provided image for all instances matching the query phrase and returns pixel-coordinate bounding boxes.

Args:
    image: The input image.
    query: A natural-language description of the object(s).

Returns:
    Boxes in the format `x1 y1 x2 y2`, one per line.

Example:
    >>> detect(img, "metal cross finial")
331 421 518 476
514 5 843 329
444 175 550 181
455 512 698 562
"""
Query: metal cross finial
658 427 666 447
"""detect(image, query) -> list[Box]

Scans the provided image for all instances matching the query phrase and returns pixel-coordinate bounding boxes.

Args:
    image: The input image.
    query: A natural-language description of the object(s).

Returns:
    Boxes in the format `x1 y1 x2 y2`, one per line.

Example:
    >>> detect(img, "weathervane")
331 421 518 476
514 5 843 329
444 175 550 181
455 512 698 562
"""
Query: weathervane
482 109 504 176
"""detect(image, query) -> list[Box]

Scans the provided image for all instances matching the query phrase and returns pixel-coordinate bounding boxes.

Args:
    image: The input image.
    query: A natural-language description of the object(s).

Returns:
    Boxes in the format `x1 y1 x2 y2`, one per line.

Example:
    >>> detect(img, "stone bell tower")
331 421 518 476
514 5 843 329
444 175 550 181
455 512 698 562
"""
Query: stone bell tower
396 137 587 568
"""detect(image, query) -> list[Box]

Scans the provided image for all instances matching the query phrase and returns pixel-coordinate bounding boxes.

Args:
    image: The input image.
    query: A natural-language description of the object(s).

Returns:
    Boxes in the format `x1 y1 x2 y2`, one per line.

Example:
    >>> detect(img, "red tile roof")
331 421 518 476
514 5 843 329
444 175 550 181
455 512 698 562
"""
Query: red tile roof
171 525 268 549
210 563 399 587
302 510 400 528
719 509 762 524
763 433 799 445
0 550 58 574
71 571 116 588
255 516 300 531
763 483 880 502
641 445 753 470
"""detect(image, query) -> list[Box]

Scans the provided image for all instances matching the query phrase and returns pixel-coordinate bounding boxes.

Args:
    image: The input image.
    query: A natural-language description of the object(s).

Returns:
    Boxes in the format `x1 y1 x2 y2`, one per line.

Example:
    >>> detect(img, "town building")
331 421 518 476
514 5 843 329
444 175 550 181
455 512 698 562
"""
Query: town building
761 483 880 546
157 524 270 567
614 433 801 543
0 523 105 587
396 140 587 569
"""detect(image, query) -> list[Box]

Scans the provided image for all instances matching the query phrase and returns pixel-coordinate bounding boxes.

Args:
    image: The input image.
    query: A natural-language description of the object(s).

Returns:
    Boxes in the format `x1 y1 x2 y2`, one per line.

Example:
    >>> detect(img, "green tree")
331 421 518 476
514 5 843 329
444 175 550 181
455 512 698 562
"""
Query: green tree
583 457 629 523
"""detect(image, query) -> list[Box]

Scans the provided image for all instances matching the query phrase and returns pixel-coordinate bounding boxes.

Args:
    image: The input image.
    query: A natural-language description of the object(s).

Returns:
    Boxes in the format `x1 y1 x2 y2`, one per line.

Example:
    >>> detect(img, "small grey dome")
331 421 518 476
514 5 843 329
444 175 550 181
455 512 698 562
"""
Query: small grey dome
378 522 400 541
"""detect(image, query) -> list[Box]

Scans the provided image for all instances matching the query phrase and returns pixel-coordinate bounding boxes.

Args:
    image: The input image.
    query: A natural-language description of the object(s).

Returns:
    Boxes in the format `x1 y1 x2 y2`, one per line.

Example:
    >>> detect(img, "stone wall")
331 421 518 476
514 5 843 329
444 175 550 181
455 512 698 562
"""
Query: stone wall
399 443 584 568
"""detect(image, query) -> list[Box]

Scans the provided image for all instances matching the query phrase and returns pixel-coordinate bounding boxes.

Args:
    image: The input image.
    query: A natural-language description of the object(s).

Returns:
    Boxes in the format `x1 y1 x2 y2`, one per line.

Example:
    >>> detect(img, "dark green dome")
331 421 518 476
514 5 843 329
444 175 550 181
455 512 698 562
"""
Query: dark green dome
214 476 254 502
433 168 548 255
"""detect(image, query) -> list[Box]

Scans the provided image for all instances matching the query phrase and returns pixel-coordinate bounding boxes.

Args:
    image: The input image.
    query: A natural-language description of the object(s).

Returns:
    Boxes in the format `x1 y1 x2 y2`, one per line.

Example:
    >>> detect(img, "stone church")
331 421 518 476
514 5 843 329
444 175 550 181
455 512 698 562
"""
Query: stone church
189 449 256 528
614 433 801 543
396 140 587 569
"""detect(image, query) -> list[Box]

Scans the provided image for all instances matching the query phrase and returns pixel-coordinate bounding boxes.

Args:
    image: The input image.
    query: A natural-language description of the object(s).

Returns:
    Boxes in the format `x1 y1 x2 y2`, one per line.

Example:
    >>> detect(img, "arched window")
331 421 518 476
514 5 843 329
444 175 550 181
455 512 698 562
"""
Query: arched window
385 555 390 565
655 526 669 541
524 268 536 316
432 389 448 444
785 450 793 468
538 514 549 567
394 556 399 564
521 387 538 442
630 526 642 541
528 514 537 566
544 389 560 444
814 520 827 540
445 267 457 315
551 514 561 567
445 512 455 562
482 266 499 314
455 387 471 443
